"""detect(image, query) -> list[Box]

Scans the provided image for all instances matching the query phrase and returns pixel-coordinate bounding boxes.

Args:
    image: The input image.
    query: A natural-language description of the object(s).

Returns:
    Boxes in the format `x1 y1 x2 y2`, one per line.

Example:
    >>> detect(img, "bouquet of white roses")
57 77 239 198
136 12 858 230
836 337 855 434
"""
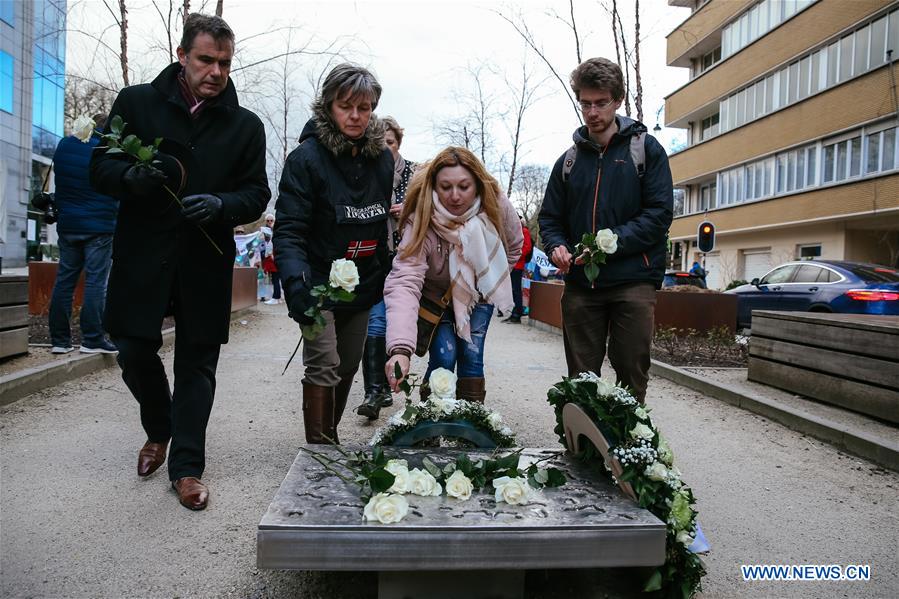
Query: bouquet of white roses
574 228 618 284
282 259 359 374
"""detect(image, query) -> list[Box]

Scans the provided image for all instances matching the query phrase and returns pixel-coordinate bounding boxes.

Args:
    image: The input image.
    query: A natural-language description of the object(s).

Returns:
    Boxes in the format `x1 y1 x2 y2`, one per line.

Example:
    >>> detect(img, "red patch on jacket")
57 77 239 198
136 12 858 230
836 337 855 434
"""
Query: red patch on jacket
345 240 378 259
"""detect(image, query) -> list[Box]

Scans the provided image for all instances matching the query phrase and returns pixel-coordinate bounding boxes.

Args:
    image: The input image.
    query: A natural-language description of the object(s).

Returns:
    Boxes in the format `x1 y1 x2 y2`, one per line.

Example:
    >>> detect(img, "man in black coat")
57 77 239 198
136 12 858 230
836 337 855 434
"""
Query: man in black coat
90 13 269 510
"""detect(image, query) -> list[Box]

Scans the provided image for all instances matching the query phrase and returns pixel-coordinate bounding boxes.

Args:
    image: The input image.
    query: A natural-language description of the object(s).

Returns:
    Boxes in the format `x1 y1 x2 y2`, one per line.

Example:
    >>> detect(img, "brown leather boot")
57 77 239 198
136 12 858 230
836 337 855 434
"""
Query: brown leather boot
302 383 337 444
456 377 486 404
334 375 353 429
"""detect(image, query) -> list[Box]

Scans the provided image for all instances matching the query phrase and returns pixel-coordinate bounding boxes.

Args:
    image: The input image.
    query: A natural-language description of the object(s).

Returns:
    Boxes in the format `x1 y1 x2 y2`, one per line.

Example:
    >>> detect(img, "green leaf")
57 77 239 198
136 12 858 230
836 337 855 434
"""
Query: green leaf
394 362 403 380
580 232 595 246
371 446 384 465
643 569 663 592
584 262 600 283
443 463 457 474
137 146 155 163
104 147 124 154
544 468 566 488
422 457 442 479
303 306 317 317
368 468 395 494
110 115 124 134
533 468 549 484
330 289 355 303
121 134 141 155
400 405 419 421
154 137 163 148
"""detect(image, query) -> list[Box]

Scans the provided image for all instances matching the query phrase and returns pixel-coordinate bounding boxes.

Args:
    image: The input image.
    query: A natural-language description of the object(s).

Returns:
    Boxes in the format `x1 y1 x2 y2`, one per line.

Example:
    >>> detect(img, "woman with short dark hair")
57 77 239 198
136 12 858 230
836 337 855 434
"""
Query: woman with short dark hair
273 63 393 444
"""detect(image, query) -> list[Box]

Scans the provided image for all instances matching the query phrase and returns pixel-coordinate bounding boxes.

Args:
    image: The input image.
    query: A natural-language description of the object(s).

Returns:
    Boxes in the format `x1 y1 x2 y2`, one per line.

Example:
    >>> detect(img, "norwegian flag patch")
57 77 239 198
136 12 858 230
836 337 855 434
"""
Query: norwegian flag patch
345 240 378 259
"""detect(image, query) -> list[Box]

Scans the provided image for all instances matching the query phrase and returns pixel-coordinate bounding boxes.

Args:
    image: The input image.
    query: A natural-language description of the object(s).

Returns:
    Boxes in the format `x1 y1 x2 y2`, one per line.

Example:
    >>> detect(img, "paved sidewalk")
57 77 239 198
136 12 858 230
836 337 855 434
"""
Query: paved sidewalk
1 304 897 598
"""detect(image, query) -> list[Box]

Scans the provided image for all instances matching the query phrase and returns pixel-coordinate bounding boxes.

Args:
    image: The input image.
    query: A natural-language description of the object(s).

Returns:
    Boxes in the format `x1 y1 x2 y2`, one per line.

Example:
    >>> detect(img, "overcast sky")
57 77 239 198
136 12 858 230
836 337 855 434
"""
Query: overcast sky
68 0 690 181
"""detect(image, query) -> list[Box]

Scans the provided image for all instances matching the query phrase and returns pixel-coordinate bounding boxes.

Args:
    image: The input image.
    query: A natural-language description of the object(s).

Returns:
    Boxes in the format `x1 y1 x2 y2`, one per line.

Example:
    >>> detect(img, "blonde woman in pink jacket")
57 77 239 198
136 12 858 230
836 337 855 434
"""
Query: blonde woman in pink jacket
383 147 523 404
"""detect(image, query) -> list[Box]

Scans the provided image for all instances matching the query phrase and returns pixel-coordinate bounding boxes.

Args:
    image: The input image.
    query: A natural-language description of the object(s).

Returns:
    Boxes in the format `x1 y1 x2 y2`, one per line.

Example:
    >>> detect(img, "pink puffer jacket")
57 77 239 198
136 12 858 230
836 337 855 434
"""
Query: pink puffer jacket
385 194 523 356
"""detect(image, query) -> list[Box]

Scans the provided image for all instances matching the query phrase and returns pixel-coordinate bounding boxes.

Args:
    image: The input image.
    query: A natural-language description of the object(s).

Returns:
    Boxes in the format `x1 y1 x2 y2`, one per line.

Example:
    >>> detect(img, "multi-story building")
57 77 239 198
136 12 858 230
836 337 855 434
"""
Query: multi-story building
664 0 899 289
1 0 66 269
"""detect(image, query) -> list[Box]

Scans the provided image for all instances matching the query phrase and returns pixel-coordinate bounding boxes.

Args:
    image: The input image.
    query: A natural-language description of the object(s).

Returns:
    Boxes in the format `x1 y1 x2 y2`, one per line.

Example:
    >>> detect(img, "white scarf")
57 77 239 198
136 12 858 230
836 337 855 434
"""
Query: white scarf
430 191 514 342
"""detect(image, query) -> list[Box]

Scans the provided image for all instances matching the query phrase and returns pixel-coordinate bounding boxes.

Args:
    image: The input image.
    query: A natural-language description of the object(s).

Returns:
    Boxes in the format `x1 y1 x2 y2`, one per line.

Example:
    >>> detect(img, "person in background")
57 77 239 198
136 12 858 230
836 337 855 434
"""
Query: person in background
504 215 532 324
261 214 281 305
355 116 415 420
384 146 523 404
538 57 672 404
274 63 393 444
90 13 270 510
48 113 119 355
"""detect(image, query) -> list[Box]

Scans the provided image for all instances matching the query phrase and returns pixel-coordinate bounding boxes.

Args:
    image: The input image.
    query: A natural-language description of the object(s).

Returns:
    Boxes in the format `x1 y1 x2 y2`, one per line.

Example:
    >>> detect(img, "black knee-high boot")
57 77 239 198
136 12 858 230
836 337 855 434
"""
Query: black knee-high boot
356 336 392 419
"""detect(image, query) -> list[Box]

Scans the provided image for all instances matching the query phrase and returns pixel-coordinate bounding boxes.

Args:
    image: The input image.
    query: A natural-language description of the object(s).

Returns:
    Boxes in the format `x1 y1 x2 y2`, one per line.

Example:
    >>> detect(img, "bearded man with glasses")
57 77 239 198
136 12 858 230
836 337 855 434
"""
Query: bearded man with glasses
538 57 673 404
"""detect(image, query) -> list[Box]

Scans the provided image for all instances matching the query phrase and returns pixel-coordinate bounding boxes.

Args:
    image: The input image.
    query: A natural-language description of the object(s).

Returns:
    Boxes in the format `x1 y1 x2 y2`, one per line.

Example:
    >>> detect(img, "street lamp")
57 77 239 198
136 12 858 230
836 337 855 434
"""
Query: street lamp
653 106 664 133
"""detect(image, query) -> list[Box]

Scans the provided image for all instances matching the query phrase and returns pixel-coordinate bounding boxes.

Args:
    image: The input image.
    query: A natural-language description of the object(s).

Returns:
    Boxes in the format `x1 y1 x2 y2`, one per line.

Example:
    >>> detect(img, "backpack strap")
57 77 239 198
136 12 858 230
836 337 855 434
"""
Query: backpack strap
561 144 577 183
630 132 646 179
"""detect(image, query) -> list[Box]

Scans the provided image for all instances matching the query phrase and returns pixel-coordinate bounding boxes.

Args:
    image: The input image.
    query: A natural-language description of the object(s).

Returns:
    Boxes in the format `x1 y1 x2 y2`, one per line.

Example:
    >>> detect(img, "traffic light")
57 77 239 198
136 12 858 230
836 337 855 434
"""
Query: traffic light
697 221 715 253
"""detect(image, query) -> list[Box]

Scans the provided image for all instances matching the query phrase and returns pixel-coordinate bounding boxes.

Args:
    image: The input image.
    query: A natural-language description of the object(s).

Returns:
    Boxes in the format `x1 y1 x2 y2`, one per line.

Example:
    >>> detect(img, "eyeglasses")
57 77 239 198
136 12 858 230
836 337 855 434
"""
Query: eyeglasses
578 99 616 112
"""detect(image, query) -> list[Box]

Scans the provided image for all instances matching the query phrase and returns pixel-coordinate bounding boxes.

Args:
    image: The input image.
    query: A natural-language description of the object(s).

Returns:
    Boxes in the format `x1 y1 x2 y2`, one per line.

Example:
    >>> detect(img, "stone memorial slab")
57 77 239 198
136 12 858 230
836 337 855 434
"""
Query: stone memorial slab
257 446 666 575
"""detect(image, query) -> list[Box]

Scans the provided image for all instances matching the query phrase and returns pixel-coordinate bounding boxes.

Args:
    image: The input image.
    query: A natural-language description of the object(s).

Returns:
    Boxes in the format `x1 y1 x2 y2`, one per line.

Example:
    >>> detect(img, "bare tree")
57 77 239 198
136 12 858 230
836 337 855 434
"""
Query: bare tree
100 0 130 86
502 60 547 197
433 62 499 167
510 163 549 232
151 0 176 63
215 0 223 17
64 77 116 133
633 0 643 122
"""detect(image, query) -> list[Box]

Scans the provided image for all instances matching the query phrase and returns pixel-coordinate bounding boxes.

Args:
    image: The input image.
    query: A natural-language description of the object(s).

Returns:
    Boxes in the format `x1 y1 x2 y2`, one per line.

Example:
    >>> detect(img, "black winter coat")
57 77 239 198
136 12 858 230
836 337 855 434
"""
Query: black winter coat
273 107 393 316
90 62 270 344
538 116 673 289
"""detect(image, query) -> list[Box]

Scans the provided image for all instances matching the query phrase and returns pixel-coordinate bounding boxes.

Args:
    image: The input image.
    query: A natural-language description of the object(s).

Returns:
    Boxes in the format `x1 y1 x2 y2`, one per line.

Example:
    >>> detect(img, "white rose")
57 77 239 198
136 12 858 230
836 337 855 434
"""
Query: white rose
428 395 458 416
487 412 503 429
72 115 96 143
634 406 649 420
644 461 669 482
594 377 617 396
445 470 474 501
407 468 442 497
676 530 694 547
492 476 532 505
385 459 410 494
596 228 618 254
630 423 655 441
328 258 359 292
363 493 408 524
657 435 674 466
428 368 457 400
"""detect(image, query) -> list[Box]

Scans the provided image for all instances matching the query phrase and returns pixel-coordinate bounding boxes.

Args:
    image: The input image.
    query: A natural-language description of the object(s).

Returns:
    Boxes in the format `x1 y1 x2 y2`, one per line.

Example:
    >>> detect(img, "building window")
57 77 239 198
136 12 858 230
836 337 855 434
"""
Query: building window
700 46 721 73
712 8 899 141
700 113 719 140
0 0 13 26
0 51 12 114
722 0 817 59
797 244 822 260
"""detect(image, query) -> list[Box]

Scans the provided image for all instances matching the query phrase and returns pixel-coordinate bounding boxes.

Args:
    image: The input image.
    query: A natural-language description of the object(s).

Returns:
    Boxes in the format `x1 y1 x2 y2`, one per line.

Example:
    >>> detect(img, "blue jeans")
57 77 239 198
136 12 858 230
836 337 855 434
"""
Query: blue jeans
425 303 493 378
367 300 386 337
49 233 113 347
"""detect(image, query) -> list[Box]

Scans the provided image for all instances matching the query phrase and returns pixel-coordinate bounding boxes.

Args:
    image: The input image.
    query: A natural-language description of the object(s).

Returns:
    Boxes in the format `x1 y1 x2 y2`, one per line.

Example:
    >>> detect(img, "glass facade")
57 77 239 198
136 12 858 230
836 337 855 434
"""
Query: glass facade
31 0 66 158
0 0 13 26
0 51 12 113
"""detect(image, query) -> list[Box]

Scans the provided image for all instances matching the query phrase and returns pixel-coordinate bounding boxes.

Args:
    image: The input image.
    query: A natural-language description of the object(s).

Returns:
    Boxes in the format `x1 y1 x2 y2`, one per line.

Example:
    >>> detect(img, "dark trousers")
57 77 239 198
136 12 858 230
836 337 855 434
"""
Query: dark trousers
560 282 656 402
271 271 282 300
510 269 524 317
49 233 113 347
113 334 221 480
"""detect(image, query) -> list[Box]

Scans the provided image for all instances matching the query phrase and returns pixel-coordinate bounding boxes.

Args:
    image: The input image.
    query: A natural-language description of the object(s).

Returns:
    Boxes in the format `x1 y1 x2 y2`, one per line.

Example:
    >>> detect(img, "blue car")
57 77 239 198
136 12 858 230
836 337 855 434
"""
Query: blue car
725 260 899 329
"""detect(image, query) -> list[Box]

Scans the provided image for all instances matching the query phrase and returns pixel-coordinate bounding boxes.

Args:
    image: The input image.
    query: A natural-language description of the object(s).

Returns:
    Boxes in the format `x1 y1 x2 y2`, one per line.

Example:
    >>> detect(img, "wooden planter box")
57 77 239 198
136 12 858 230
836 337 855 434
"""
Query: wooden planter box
27 262 260 318
654 290 737 334
1 275 29 359
526 282 737 335
748 311 899 424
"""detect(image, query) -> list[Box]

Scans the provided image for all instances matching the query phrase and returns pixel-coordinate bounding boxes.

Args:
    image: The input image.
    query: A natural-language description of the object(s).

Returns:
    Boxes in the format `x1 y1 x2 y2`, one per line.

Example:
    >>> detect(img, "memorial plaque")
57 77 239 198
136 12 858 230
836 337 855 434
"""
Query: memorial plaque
257 447 666 572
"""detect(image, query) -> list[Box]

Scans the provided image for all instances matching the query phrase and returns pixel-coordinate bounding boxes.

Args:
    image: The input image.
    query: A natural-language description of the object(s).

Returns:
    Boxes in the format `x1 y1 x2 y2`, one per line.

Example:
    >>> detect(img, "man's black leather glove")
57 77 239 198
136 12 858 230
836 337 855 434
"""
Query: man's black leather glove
287 286 316 326
123 164 167 198
181 194 223 225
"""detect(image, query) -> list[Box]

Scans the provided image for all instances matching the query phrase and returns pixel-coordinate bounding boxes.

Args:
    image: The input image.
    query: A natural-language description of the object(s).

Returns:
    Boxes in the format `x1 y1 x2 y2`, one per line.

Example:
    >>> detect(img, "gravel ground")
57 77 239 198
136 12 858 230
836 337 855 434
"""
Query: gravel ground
1 304 897 598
